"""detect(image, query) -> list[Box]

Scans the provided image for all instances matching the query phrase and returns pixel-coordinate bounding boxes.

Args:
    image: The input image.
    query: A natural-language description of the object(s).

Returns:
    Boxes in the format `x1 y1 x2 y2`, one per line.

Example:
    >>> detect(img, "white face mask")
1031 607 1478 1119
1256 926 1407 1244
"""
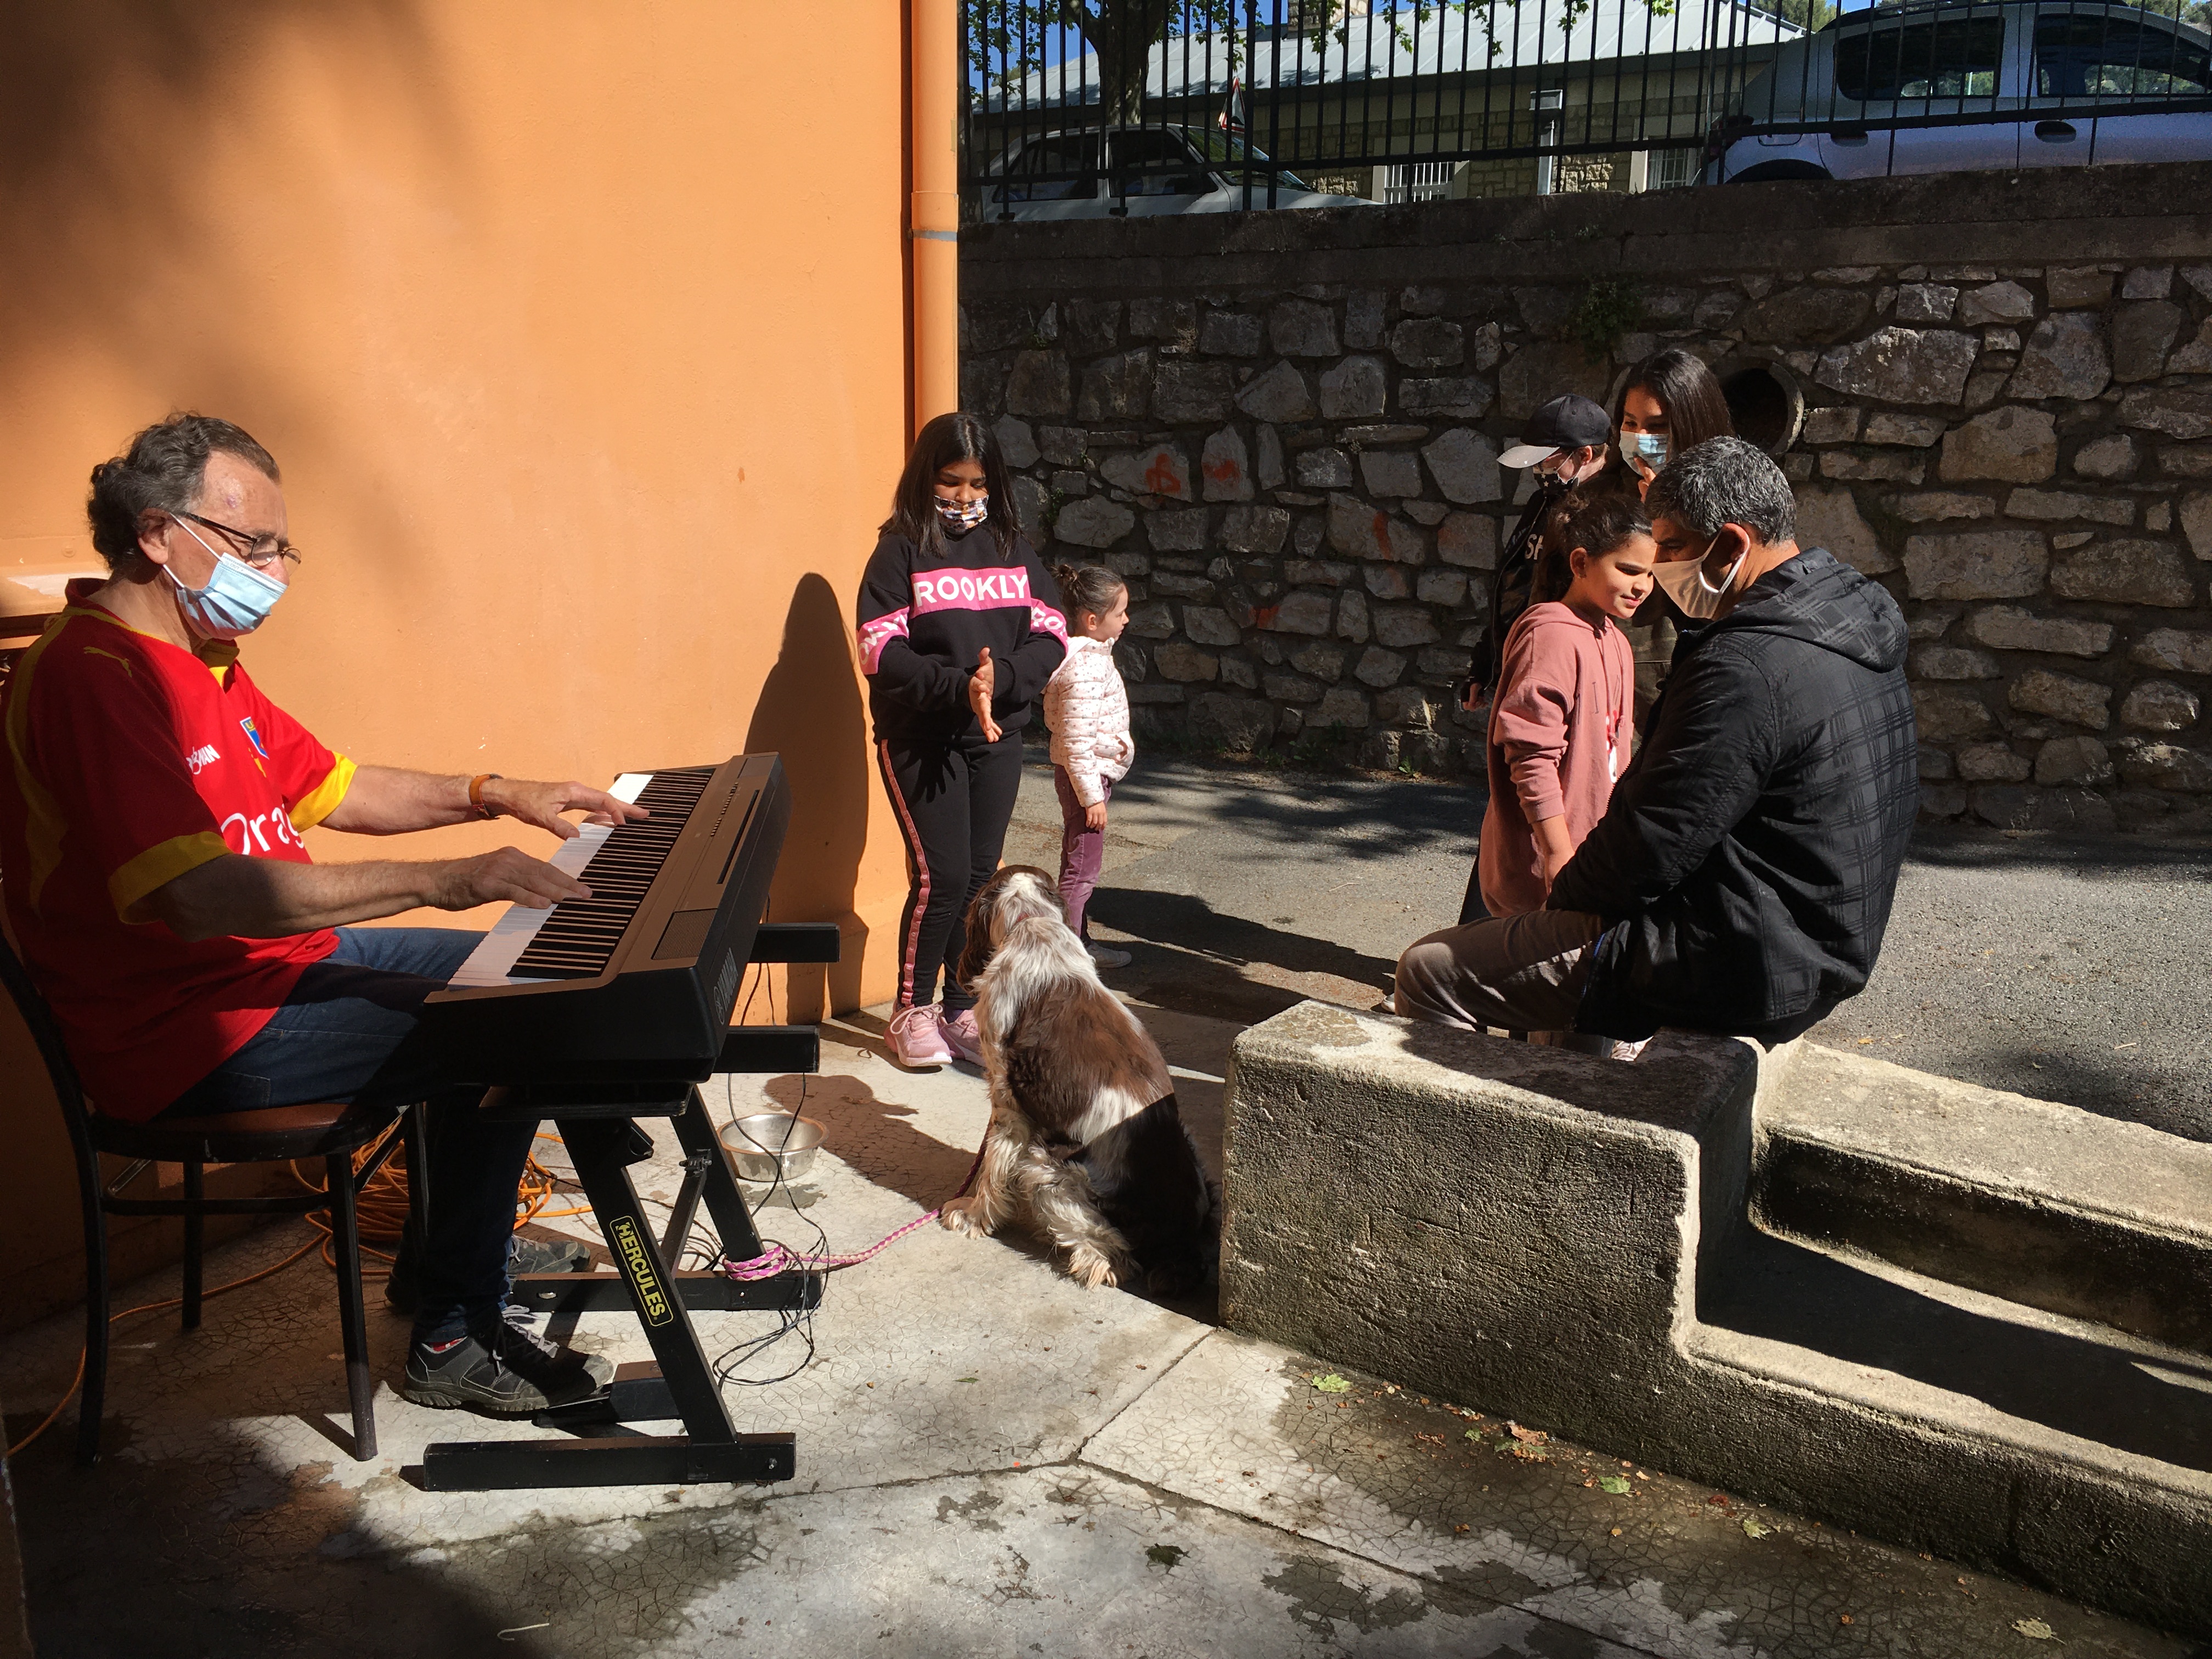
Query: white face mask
1539 450 1596 488
1650 534 1751 621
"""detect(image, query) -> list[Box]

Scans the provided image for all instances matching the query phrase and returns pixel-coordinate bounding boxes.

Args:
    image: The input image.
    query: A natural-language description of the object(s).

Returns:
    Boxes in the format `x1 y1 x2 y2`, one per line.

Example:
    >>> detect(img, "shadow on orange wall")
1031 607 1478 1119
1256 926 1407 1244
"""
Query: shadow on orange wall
0 0 916 1333
745 573 870 1024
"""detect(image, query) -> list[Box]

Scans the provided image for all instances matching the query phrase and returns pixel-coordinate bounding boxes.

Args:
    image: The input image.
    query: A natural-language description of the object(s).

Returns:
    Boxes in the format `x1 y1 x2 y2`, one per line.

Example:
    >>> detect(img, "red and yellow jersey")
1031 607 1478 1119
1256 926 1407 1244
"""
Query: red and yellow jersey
0 584 352 1121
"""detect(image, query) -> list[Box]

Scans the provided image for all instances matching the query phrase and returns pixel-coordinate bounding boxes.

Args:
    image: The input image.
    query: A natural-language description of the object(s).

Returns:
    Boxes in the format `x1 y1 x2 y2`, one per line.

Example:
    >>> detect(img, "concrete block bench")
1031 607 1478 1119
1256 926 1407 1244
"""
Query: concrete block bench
1220 1002 2212 1637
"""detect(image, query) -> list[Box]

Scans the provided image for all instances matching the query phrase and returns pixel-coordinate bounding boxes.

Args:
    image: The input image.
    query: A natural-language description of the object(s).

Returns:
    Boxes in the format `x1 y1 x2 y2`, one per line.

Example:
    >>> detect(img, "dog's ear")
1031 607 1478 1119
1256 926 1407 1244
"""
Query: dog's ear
953 868 1011 990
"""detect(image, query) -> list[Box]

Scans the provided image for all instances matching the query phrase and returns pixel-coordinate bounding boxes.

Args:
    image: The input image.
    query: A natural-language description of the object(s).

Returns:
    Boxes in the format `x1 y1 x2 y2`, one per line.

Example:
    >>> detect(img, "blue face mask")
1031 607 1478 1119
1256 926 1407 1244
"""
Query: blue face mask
166 520 288 641
1621 431 1669 471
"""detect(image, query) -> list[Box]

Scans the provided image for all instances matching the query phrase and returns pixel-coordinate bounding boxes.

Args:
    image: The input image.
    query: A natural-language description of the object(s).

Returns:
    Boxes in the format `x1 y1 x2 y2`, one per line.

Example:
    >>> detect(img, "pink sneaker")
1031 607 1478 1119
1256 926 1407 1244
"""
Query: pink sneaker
939 1007 985 1066
886 1003 952 1068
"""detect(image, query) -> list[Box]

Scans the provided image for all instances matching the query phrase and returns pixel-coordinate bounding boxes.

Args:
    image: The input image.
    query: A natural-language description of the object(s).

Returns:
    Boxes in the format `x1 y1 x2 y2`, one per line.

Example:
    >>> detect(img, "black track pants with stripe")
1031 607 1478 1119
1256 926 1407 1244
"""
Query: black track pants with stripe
876 729 1025 1013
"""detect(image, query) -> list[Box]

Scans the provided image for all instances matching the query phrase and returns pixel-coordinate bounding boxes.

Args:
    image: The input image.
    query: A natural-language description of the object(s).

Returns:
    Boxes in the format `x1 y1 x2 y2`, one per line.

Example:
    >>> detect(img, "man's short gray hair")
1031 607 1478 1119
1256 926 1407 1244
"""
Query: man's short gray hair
1645 435 1796 547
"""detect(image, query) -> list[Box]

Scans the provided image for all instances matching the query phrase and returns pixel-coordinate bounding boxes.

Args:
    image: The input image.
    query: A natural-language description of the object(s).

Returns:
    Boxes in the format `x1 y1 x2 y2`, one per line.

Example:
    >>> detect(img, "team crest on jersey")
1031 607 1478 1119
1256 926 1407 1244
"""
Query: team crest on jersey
239 716 270 762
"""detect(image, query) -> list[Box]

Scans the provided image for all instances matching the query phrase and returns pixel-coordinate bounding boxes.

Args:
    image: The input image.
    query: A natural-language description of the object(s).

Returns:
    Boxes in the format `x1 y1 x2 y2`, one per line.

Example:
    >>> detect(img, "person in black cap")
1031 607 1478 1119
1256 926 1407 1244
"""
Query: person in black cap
1462 395 1612 710
1451 393 1611 923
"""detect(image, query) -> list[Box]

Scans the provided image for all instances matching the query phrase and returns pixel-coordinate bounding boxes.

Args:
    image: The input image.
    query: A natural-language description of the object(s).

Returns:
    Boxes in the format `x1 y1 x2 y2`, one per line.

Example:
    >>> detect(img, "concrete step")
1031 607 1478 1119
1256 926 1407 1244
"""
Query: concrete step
1221 1003 2212 1634
1753 1043 2212 1355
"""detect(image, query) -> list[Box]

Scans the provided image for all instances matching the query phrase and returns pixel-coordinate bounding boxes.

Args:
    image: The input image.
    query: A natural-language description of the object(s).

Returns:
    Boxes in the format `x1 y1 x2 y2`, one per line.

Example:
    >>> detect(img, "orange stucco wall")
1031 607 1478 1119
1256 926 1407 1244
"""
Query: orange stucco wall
0 1 924 1328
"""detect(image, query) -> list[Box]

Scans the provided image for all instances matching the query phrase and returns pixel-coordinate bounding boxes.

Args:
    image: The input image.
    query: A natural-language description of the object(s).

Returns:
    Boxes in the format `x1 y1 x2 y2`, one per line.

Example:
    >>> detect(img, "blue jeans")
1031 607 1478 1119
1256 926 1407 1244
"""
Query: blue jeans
162 927 535 1341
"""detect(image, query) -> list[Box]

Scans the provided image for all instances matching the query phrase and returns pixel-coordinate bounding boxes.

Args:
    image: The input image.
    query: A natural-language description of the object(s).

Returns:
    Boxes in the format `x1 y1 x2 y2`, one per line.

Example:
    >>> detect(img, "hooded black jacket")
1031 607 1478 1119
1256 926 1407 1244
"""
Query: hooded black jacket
1547 545 1918 1043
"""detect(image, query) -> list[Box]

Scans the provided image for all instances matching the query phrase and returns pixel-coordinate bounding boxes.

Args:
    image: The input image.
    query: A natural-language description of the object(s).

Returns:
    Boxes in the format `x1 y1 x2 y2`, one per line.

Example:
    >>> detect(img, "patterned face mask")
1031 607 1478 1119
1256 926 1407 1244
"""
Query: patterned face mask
935 494 989 532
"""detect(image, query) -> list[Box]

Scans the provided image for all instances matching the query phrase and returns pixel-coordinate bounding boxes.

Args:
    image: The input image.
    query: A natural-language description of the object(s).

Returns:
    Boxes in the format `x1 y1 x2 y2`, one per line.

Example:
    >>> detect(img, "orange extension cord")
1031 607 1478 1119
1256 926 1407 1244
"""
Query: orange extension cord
4 1123 579 1461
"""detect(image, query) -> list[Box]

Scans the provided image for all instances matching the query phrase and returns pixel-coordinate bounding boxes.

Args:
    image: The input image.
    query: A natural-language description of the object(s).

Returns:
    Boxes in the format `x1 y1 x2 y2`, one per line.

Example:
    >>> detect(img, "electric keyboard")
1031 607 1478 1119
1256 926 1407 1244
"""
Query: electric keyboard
421 754 791 1087
414 750 844 1494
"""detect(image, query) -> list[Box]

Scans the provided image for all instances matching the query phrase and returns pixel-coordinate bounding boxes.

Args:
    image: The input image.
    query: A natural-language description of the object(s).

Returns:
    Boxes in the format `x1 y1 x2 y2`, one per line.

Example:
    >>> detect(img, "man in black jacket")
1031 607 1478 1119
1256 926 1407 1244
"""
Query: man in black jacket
1397 436 1918 1049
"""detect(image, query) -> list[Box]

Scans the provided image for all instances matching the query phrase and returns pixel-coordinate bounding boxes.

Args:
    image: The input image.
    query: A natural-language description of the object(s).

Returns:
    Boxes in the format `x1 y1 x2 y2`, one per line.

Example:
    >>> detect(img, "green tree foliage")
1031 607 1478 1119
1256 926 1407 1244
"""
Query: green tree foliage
1765 0 1837 27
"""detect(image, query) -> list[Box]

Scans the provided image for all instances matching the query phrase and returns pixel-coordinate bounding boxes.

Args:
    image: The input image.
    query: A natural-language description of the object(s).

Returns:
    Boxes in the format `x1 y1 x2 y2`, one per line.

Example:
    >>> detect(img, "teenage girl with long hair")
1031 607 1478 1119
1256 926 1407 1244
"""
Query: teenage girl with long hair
1603 346 1736 501
857 412 1067 1068
1599 347 1737 720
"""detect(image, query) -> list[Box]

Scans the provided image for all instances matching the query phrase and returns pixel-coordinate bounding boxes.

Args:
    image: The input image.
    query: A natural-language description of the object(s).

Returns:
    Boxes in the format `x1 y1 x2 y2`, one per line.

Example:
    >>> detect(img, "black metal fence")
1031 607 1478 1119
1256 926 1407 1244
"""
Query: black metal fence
959 0 2212 212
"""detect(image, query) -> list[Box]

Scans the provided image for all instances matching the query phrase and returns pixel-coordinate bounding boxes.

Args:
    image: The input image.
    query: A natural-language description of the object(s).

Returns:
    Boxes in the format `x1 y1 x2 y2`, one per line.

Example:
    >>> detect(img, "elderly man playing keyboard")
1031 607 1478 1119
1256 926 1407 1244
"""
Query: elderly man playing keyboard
0 413 644 1416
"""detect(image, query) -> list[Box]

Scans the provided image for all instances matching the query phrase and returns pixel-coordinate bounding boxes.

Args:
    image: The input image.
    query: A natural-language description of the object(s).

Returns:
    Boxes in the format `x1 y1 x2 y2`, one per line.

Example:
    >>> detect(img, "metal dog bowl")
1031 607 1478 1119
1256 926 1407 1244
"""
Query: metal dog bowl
720 1112 825 1183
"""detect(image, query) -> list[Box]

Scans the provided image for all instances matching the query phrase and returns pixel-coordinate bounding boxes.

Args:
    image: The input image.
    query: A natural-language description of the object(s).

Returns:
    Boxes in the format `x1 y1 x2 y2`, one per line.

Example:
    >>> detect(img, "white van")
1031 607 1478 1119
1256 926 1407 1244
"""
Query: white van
1701 0 2211 183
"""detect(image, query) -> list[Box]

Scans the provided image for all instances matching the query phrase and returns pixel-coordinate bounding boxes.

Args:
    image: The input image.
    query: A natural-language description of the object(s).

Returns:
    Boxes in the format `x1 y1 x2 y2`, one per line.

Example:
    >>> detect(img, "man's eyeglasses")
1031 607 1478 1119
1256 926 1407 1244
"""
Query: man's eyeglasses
171 509 303 571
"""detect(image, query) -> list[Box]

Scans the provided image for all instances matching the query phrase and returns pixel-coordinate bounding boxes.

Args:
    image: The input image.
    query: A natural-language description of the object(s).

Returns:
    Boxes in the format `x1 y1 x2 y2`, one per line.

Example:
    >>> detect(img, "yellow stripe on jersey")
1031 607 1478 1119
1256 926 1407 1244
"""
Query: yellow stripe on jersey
109 831 231 924
289 753 356 831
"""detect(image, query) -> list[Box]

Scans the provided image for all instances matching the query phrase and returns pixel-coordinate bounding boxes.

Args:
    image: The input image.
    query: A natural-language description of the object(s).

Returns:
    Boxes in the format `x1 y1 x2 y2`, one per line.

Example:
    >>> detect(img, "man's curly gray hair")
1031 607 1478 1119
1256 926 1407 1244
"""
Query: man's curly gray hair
1645 435 1796 547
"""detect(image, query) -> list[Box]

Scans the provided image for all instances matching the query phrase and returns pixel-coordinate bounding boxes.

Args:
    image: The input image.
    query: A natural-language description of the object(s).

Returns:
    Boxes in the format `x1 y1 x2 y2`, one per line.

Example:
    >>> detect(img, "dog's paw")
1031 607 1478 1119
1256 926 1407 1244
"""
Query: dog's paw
938 1196 991 1238
1141 1260 1206 1299
1064 1243 1122 1290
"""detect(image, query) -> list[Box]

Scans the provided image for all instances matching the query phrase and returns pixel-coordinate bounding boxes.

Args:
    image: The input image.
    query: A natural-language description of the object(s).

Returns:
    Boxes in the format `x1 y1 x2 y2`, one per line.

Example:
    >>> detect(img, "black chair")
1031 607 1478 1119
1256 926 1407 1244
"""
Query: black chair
0 932 424 1466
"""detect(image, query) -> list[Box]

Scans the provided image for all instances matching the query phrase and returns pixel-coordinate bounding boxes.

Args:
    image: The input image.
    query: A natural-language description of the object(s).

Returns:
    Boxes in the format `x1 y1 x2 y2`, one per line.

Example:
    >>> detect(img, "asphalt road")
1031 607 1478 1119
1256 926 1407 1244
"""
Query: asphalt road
1004 751 2212 1143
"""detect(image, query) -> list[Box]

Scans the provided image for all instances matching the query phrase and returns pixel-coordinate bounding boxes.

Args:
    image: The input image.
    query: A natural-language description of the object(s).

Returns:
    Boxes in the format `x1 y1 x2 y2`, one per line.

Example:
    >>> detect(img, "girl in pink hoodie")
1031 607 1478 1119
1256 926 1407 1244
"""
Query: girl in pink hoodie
1478 489 1656 917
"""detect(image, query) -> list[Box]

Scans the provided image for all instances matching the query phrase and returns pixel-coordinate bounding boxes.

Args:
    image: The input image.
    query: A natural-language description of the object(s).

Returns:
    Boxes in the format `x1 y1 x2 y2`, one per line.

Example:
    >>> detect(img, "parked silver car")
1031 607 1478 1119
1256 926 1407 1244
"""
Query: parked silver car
980 124 1370 219
1701 0 2212 182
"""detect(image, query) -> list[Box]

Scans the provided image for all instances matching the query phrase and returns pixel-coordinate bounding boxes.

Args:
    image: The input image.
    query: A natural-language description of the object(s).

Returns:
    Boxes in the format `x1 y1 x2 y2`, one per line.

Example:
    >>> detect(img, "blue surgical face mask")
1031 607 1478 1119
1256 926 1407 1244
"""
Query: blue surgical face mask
936 494 988 532
165 519 288 641
1621 431 1669 471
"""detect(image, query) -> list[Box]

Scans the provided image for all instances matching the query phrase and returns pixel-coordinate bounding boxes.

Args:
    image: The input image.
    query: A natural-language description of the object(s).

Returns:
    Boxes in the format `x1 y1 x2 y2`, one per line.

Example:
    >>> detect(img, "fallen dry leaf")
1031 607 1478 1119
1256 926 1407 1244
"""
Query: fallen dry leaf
1506 1422 1548 1445
2013 1618 2058 1641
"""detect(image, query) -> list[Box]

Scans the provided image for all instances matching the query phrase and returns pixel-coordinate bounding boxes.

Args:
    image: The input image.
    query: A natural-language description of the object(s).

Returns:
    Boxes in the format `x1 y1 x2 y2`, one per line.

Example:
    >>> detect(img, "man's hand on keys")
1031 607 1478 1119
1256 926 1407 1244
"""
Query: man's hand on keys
435 847 592 911
484 778 650 840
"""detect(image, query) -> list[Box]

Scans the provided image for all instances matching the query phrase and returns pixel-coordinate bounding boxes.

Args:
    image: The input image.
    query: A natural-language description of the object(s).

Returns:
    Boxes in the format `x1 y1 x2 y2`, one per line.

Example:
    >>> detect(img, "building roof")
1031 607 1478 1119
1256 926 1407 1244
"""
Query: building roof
981 0 1807 111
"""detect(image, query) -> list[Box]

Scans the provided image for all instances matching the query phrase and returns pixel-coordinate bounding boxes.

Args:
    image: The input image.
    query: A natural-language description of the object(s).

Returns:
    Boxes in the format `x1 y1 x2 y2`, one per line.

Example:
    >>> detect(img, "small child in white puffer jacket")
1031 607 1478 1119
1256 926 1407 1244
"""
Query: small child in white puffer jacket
1043 563 1133 968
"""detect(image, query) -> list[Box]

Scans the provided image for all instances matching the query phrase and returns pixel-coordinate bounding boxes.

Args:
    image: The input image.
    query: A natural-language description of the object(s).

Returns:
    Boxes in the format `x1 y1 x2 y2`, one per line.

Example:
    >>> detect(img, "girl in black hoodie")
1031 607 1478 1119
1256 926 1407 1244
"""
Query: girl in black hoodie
857 412 1066 1069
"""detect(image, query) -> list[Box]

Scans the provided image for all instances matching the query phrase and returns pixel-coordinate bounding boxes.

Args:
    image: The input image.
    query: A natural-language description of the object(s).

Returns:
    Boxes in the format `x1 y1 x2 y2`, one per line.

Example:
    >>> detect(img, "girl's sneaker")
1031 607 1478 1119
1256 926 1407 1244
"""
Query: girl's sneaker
1086 941 1132 969
939 1007 986 1066
887 1003 952 1068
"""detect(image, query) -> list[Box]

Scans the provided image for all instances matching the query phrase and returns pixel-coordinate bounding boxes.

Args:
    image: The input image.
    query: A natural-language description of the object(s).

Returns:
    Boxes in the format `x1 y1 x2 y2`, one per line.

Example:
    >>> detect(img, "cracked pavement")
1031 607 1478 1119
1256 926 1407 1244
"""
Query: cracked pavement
1 755 2202 1656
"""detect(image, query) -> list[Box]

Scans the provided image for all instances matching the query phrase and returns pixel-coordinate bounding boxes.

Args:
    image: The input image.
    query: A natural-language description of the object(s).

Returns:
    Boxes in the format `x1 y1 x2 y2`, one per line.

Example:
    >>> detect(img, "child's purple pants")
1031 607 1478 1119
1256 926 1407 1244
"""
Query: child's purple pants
1053 766 1110 941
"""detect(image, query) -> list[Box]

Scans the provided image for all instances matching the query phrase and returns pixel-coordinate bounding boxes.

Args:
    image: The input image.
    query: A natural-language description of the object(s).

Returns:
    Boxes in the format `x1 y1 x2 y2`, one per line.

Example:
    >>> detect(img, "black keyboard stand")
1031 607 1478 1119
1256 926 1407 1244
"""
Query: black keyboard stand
419 1034 828 1492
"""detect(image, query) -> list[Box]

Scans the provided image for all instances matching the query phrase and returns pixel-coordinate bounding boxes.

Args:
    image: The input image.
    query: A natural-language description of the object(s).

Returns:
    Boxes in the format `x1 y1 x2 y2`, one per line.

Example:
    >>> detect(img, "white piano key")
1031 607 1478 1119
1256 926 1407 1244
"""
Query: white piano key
444 771 657 988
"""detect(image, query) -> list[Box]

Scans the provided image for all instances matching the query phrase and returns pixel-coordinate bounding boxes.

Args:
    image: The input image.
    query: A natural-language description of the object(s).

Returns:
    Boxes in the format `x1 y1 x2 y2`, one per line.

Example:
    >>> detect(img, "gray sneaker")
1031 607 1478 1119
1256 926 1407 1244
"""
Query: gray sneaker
402 1317 613 1415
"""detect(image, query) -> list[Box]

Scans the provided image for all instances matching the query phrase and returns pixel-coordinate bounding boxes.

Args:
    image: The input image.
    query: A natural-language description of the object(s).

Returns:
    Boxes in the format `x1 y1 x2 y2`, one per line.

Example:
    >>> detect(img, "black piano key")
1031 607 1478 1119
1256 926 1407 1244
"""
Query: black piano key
509 765 722 980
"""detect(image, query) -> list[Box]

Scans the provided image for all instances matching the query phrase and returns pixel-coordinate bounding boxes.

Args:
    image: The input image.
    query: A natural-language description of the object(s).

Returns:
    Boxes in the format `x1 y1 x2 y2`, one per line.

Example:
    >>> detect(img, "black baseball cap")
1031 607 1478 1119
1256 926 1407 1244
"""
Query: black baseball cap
1499 394 1612 469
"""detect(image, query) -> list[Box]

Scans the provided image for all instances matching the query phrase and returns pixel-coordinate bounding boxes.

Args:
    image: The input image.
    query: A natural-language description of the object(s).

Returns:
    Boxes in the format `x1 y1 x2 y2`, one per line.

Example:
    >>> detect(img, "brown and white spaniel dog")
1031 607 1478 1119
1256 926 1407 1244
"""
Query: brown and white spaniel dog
938 865 1217 1293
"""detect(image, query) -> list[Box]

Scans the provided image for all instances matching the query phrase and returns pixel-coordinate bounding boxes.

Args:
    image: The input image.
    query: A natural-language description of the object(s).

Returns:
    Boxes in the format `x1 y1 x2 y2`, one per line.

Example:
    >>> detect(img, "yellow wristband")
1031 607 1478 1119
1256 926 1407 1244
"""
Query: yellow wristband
469 772 503 819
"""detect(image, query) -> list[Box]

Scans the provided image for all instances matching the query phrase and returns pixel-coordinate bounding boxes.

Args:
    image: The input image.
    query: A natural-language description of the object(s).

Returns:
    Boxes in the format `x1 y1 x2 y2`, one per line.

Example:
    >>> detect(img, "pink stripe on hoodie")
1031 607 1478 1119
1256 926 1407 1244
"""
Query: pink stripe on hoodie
1477 601 1635 918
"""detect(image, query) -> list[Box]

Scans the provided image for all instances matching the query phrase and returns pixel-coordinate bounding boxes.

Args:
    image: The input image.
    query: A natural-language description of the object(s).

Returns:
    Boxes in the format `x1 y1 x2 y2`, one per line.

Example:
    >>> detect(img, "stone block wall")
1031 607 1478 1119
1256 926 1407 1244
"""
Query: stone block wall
960 162 2212 833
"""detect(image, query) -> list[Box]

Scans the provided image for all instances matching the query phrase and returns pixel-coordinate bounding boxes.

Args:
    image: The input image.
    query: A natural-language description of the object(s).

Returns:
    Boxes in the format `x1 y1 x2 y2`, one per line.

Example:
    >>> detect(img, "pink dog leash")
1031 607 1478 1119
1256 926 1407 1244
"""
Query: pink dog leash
719 1137 988 1281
